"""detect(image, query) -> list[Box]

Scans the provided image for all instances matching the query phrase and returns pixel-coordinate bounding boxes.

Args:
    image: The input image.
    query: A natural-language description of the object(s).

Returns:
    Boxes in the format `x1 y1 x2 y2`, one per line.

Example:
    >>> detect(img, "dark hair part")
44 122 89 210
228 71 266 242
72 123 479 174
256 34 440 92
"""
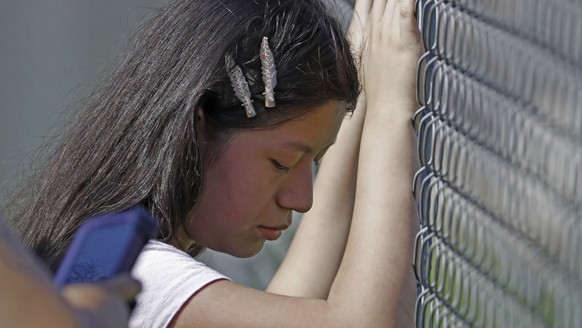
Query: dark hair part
7 0 359 271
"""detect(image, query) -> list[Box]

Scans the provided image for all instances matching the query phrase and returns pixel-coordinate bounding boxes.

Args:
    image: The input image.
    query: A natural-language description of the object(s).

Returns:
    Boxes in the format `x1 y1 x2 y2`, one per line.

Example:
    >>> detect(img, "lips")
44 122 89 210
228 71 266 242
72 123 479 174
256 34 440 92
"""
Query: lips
258 224 289 241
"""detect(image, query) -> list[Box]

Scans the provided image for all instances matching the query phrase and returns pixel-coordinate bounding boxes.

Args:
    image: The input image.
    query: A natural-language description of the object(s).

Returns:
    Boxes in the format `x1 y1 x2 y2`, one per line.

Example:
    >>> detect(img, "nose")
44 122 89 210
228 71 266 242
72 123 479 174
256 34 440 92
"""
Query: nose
277 161 314 213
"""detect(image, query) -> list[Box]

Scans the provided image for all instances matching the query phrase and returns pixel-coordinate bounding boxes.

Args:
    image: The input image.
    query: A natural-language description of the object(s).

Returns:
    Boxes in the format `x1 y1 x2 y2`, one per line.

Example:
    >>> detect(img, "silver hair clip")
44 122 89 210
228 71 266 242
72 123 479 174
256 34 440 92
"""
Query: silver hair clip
260 37 277 108
225 53 257 118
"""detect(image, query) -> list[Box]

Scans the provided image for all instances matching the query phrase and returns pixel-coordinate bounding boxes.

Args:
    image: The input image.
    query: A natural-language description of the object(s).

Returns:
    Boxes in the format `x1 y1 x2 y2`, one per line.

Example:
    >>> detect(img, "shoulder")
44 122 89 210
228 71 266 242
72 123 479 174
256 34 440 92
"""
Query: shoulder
133 240 229 290
129 240 229 328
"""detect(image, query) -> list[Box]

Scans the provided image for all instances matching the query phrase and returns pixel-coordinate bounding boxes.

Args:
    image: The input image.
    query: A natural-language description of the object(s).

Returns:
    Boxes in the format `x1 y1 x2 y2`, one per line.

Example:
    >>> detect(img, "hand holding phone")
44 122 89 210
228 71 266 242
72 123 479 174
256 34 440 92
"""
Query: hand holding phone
54 206 157 287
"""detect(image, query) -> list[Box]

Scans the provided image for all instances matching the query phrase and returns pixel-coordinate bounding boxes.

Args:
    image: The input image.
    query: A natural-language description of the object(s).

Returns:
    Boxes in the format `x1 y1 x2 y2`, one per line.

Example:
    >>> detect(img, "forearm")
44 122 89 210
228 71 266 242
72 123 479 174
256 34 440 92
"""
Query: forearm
272 0 420 322
268 99 366 298
328 107 418 327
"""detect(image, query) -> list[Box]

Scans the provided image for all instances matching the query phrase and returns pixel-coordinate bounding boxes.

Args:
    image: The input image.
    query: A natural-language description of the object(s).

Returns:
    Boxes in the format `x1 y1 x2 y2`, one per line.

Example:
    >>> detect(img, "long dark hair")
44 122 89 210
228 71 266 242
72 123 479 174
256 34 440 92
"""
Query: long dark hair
7 0 360 271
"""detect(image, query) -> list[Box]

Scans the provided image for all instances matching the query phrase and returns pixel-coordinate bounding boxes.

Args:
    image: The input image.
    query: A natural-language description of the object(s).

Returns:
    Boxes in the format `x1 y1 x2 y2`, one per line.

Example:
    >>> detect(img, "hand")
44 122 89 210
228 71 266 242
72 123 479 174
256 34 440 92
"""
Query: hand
61 274 141 328
348 0 373 63
358 0 422 113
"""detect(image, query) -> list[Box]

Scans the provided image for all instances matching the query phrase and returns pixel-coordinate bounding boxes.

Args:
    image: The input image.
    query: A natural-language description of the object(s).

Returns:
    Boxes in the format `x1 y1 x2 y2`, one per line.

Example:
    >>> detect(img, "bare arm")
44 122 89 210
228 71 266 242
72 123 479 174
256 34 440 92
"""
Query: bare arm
173 0 420 326
267 91 366 298
304 0 421 322
269 0 419 308
266 0 371 299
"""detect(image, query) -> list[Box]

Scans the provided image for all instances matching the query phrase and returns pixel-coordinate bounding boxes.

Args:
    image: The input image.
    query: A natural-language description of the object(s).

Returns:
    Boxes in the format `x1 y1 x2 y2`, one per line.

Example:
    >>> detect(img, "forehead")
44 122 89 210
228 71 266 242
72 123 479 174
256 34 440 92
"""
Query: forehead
228 100 346 153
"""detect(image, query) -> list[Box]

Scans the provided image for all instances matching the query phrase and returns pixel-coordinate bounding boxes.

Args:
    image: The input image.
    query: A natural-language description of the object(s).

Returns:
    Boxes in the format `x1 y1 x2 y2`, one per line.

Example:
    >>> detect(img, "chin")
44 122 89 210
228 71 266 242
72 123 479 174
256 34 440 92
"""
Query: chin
227 241 266 258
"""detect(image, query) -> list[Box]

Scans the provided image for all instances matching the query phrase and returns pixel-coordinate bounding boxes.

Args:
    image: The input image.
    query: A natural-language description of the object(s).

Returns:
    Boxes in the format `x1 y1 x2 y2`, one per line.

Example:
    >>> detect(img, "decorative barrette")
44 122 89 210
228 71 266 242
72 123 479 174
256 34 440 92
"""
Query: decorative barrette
225 53 257 118
260 37 277 108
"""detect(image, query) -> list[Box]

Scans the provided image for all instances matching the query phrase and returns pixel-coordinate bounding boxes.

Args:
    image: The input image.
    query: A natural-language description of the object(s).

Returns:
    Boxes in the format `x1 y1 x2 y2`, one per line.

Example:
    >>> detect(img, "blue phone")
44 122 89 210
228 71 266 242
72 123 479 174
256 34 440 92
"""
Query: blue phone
54 206 157 287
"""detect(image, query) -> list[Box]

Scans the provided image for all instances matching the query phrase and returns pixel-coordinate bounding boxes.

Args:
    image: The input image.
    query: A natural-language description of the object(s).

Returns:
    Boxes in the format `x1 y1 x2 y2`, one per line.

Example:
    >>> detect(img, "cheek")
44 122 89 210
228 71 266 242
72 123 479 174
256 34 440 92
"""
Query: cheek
201 151 276 222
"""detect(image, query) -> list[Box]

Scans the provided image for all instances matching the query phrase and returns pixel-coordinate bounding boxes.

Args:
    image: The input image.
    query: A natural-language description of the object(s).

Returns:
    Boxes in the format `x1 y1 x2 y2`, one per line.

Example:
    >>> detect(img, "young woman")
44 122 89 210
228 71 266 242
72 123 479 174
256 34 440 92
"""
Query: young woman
7 0 421 326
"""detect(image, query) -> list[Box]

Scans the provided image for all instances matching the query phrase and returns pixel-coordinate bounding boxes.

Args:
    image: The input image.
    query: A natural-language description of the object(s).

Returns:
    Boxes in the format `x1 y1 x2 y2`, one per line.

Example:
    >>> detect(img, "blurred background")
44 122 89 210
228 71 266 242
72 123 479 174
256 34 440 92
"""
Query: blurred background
0 0 353 289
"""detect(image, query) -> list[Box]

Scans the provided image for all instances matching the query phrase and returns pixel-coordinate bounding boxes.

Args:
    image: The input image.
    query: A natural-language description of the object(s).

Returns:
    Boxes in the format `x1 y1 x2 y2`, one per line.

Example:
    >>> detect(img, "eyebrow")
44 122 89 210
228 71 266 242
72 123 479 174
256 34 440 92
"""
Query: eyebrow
281 140 336 155
281 141 313 153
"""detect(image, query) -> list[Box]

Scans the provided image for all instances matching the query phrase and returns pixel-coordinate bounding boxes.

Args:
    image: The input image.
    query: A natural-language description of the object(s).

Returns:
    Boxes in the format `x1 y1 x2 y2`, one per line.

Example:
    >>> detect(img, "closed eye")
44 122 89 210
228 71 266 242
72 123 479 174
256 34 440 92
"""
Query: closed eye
271 160 290 173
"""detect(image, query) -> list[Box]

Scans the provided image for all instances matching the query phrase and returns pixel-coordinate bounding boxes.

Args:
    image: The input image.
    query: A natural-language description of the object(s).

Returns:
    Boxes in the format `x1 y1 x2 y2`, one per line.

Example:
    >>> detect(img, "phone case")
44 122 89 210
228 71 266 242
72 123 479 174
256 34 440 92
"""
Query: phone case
54 206 157 287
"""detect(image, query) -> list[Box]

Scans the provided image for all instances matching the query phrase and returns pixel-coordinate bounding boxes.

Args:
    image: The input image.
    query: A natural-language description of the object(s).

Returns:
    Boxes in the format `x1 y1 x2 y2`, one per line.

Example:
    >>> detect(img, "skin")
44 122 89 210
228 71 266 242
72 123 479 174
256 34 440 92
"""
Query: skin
168 0 422 327
183 101 345 258
0 216 140 328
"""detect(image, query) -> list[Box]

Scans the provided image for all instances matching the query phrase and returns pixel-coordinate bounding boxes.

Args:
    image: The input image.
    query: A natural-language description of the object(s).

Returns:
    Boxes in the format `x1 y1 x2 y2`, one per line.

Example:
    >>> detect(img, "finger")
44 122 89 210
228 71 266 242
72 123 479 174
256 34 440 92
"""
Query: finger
400 0 420 41
353 0 373 20
350 0 371 34
371 0 388 22
62 283 132 328
61 284 126 312
98 274 142 303
388 0 401 36
349 0 374 58
349 0 372 38
400 0 414 25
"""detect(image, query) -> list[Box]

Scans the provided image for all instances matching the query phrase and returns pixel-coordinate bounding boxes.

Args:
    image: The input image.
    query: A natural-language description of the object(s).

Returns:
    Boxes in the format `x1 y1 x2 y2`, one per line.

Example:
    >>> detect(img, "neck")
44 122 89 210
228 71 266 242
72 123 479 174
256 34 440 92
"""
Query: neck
170 225 196 252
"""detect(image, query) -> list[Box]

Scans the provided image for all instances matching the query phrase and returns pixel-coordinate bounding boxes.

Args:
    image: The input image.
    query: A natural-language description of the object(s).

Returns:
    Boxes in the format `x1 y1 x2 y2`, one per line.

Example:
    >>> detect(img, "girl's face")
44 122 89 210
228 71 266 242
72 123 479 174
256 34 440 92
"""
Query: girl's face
184 101 345 257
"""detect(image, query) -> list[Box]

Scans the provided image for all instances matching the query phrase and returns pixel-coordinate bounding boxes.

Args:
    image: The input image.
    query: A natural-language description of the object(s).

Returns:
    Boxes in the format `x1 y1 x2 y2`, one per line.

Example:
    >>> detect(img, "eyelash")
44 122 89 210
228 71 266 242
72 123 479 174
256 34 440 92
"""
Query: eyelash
271 157 322 172
271 160 290 172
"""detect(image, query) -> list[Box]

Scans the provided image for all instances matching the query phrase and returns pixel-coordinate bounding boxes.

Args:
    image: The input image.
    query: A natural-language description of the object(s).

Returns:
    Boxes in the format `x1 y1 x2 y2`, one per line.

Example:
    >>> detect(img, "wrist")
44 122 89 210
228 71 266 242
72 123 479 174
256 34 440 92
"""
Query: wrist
364 97 416 122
